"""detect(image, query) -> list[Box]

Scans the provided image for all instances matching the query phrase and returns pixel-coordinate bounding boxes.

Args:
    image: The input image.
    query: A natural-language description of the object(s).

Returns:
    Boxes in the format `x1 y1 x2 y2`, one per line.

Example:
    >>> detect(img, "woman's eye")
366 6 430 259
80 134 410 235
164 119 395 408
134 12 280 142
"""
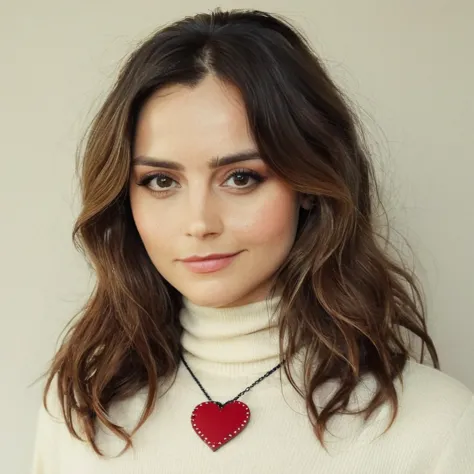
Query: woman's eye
223 170 264 189
138 174 179 191
136 169 265 196
152 176 177 189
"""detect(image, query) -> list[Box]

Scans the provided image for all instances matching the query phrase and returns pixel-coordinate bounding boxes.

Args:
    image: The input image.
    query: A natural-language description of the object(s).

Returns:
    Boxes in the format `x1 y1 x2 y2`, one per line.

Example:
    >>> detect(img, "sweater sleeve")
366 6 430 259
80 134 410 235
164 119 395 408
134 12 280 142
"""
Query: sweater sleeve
433 394 474 473
30 380 63 474
30 402 56 474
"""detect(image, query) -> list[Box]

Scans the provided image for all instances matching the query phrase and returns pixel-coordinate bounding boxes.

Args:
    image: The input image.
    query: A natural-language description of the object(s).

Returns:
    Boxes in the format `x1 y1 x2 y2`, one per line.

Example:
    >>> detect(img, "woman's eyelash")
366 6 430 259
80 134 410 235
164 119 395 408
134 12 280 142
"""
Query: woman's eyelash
227 169 265 184
136 168 266 191
137 173 176 188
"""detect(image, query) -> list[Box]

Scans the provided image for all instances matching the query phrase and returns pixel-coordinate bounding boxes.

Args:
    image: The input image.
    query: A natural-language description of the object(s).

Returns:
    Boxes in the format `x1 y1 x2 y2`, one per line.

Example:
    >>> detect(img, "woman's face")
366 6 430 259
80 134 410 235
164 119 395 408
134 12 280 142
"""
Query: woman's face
129 75 301 308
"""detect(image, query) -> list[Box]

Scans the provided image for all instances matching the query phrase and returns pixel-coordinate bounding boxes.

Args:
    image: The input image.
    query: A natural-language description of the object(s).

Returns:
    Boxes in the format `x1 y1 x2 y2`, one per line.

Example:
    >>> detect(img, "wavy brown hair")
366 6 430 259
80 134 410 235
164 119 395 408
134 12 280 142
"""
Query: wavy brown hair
37 8 439 456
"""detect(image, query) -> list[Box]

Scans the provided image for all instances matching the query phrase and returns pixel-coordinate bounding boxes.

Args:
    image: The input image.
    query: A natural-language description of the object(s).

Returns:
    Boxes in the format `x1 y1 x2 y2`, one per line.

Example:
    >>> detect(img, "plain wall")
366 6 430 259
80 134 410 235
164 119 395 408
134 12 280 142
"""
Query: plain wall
0 1 472 472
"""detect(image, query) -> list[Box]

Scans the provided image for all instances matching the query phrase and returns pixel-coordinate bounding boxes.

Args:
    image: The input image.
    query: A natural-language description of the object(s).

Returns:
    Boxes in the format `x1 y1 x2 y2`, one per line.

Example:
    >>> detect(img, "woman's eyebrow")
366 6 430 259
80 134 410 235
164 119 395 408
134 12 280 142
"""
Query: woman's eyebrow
132 150 261 171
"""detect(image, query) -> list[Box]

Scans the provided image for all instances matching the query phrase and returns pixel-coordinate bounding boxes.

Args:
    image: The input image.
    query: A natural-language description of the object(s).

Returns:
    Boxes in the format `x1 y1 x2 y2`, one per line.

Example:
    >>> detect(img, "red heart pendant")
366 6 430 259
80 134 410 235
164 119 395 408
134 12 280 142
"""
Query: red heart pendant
191 400 250 451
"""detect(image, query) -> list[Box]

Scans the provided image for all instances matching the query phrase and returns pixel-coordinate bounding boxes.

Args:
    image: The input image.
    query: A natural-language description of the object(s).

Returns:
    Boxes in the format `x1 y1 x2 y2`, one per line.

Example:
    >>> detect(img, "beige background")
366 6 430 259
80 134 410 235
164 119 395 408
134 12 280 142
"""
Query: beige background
0 1 473 472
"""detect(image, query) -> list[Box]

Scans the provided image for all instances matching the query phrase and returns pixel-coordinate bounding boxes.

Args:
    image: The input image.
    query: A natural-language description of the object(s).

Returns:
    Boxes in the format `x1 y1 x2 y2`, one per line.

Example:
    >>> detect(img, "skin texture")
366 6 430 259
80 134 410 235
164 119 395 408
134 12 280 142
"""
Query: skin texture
129 75 307 308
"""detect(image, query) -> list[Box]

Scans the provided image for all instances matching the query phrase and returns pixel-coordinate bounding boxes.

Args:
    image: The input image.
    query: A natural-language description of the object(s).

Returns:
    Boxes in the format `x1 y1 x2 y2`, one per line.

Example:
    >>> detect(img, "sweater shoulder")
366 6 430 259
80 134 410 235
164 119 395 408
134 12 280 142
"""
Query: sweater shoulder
400 359 473 414
403 359 473 403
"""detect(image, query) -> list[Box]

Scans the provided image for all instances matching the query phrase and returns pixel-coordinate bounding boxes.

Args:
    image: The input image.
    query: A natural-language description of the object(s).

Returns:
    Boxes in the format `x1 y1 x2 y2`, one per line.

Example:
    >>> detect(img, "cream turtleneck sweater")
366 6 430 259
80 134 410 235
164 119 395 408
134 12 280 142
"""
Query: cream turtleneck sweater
31 296 474 473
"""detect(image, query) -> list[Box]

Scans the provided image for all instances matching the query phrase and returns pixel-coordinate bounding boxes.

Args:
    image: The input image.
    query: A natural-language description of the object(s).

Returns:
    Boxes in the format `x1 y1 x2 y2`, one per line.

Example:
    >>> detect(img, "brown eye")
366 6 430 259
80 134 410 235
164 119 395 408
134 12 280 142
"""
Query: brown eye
231 173 251 187
223 169 265 189
155 176 175 188
137 173 180 194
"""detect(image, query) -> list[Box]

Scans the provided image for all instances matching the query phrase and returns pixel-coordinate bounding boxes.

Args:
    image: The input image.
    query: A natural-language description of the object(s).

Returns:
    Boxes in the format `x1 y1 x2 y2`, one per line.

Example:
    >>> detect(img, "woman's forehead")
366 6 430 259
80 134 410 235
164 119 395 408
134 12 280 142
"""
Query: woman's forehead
133 77 256 168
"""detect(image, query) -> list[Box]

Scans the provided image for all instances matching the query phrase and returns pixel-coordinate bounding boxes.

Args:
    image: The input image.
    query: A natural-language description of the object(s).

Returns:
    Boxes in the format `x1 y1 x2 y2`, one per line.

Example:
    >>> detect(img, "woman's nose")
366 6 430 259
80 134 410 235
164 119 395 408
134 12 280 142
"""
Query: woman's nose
184 189 223 239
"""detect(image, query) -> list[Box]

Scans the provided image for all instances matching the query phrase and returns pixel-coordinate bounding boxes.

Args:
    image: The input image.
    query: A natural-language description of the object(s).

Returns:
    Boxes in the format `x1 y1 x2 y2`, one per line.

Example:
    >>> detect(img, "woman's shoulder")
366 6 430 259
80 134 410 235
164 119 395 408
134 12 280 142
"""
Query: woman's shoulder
390 359 474 471
400 359 473 414
403 359 474 403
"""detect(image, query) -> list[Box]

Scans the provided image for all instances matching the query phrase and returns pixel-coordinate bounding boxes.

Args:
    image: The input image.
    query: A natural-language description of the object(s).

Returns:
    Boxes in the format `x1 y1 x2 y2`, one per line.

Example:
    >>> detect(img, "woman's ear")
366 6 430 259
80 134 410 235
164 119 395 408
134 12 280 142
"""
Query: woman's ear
300 193 314 210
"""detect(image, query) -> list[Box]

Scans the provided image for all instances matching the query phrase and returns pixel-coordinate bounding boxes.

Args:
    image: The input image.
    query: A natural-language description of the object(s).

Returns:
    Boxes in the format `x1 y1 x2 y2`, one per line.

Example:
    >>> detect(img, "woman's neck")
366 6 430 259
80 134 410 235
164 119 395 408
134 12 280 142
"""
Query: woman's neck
179 294 283 377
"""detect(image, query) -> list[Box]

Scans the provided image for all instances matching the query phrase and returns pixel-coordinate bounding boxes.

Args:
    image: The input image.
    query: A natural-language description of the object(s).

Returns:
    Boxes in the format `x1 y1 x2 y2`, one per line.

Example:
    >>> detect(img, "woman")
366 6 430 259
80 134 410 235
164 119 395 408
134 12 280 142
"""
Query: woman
31 8 473 473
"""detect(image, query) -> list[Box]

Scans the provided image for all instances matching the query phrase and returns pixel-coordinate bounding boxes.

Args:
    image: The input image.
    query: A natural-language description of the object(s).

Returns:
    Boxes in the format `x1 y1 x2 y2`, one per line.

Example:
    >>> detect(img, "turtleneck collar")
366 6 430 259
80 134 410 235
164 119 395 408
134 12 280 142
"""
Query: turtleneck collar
179 295 284 377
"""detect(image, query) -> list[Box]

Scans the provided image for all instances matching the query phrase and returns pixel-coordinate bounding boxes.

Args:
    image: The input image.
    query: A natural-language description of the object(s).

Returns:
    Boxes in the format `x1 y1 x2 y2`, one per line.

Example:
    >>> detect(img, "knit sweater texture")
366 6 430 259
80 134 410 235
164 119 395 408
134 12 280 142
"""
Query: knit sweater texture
30 296 474 473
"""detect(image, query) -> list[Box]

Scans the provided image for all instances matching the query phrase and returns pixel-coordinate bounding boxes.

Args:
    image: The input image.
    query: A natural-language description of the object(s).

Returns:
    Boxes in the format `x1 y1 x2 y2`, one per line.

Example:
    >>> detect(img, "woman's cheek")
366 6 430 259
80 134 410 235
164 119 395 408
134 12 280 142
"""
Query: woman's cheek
227 189 298 245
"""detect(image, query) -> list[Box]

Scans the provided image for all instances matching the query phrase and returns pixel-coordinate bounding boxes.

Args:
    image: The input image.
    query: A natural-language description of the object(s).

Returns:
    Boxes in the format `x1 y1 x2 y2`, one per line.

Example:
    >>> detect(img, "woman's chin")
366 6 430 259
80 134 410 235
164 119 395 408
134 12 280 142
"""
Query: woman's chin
180 285 272 309
182 292 241 308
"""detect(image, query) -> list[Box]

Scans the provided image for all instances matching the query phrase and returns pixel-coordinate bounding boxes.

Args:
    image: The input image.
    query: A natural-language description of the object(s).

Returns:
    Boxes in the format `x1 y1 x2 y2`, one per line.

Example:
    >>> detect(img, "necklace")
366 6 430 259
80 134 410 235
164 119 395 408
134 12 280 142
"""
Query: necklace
181 354 284 451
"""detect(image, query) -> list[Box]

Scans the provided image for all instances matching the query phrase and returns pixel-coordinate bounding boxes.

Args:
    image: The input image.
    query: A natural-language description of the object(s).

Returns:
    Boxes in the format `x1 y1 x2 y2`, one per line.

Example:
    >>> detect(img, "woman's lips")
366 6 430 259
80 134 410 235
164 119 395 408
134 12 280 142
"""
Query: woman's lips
179 252 241 274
